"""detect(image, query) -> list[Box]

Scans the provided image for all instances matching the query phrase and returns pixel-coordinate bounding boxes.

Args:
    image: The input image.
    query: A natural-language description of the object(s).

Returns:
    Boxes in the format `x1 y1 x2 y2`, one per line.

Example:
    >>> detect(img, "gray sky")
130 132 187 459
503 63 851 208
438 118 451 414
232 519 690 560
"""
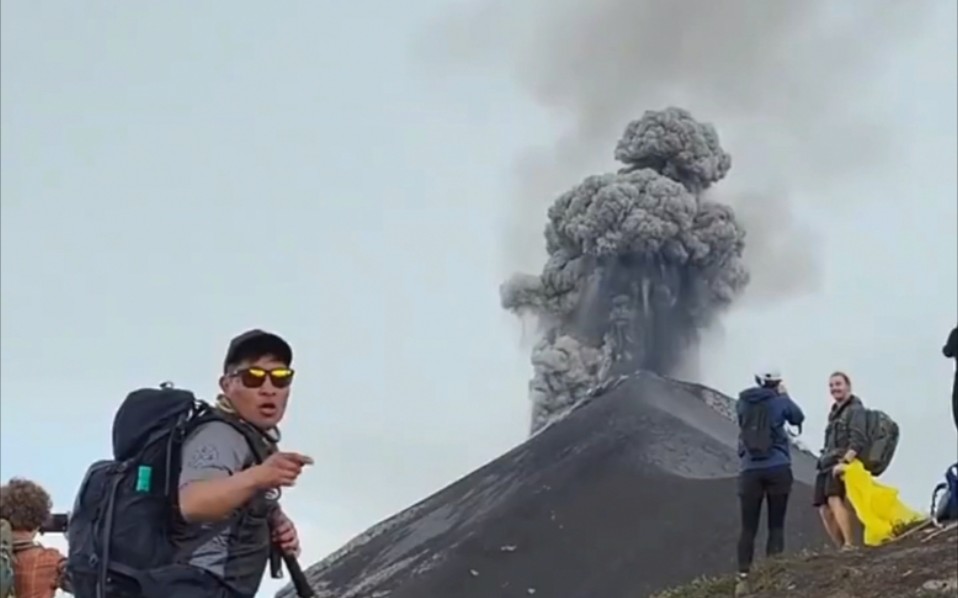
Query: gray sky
1 2 955 595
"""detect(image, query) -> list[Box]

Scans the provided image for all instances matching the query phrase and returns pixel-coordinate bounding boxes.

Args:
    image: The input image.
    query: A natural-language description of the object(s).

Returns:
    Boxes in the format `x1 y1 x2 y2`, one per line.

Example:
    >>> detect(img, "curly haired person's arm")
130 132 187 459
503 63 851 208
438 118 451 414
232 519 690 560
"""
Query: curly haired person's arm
56 553 73 592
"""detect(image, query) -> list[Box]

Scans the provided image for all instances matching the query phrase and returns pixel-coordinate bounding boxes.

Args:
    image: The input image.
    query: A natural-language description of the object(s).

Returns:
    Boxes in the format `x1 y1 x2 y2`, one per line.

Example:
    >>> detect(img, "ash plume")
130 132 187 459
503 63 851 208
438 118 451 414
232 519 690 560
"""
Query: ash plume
415 0 938 433
417 0 931 292
503 107 748 432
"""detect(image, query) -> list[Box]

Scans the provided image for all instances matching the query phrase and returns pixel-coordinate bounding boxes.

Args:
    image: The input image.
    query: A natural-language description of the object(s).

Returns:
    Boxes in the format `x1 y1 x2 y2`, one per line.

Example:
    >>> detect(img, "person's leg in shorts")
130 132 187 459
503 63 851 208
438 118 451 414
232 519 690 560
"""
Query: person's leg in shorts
764 466 793 557
737 469 766 574
824 472 855 549
813 470 843 548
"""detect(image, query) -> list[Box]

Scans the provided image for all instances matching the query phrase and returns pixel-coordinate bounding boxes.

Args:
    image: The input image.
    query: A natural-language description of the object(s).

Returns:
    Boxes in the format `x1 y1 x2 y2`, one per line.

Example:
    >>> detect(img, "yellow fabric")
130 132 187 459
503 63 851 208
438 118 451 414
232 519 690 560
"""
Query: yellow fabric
842 460 925 546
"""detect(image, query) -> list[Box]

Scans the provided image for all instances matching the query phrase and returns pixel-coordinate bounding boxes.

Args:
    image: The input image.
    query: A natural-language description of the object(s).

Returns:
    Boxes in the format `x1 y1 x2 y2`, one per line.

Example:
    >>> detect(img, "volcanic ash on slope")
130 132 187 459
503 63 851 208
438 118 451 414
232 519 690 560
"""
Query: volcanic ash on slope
501 108 750 433
277 375 823 598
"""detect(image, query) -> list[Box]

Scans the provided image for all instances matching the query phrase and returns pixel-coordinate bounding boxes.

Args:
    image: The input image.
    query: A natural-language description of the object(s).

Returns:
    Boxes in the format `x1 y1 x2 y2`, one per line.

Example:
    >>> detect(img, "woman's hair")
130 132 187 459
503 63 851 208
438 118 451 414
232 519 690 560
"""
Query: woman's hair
0 477 53 532
829 371 852 386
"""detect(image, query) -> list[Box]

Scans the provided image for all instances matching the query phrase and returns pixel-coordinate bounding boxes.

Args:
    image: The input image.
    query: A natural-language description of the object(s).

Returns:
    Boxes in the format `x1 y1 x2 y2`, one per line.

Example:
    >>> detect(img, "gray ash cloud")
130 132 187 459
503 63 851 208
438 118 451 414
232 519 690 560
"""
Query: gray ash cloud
501 108 748 432
416 0 933 434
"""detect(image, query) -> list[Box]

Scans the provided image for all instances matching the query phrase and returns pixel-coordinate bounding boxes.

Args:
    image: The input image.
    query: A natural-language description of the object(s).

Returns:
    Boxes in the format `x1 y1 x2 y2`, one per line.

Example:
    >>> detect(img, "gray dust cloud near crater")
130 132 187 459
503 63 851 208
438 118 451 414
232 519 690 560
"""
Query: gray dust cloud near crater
415 0 936 433
501 107 749 433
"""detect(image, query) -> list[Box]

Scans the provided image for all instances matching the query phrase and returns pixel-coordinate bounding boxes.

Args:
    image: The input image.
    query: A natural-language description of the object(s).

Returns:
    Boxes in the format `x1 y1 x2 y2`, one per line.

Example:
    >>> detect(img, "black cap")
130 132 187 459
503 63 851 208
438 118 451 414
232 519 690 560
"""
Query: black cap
223 329 293 372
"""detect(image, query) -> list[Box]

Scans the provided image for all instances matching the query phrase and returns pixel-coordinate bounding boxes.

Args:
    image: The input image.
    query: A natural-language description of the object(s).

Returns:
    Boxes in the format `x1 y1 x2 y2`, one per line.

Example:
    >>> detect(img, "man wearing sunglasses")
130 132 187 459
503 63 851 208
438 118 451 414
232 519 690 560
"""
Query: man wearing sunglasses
168 330 313 598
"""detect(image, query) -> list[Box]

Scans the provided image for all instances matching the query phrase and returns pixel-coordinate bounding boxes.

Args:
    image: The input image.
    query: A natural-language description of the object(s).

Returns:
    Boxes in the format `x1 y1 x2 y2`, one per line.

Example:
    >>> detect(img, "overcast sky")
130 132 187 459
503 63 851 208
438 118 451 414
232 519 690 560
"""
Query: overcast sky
1 2 955 596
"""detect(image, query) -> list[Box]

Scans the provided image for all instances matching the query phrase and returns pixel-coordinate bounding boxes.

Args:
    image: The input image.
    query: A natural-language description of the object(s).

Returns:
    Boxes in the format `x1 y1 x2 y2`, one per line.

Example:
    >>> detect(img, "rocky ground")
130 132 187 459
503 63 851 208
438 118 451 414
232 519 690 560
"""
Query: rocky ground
651 521 958 598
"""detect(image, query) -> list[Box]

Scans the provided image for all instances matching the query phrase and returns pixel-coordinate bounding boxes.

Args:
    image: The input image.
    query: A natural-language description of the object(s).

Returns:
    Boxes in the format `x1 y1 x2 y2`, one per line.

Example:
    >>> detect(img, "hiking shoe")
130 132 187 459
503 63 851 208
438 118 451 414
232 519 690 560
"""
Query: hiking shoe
734 574 752 597
840 544 859 553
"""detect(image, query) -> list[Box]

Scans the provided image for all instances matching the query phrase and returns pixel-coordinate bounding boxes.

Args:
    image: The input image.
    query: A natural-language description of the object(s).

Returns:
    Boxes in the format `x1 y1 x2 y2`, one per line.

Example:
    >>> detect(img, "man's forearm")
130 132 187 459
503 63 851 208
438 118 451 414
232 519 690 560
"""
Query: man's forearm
180 468 263 523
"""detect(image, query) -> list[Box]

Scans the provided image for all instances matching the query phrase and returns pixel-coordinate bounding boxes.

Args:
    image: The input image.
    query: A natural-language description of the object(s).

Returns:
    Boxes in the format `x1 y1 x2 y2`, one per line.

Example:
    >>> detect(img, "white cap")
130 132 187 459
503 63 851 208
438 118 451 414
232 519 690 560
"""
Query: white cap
755 369 782 385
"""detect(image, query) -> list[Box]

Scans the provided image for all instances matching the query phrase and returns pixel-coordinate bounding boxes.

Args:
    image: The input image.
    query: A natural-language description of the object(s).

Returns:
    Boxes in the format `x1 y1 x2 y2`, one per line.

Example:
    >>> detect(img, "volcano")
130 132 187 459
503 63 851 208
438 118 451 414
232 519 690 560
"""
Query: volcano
277 374 826 598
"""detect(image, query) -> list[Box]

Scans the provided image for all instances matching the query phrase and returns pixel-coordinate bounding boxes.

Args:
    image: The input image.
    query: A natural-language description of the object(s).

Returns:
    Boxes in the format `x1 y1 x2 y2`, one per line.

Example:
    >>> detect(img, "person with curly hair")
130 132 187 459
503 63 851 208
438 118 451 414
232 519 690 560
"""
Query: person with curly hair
0 478 71 598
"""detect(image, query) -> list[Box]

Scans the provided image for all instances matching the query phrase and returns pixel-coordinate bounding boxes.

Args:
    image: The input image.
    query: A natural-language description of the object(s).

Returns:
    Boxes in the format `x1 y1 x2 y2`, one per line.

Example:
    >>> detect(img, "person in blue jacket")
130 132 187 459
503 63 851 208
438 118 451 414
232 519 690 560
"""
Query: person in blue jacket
734 369 805 597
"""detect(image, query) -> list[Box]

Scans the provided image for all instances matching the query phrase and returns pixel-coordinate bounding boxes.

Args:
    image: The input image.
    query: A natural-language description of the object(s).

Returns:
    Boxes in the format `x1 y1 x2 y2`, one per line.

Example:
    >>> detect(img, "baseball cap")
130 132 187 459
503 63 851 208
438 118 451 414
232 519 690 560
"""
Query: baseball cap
754 368 782 386
223 329 293 372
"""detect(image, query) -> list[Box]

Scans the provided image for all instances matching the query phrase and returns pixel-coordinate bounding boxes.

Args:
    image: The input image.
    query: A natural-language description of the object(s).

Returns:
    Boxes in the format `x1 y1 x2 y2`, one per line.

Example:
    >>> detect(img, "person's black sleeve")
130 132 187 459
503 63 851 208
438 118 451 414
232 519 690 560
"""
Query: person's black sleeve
944 327 958 358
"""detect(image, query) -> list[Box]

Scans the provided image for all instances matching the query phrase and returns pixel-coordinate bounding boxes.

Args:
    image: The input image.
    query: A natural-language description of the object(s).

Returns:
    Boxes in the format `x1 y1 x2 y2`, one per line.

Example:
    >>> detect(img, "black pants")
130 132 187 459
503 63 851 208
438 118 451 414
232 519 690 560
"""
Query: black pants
136 565 240 598
73 565 243 598
737 465 793 574
951 370 957 431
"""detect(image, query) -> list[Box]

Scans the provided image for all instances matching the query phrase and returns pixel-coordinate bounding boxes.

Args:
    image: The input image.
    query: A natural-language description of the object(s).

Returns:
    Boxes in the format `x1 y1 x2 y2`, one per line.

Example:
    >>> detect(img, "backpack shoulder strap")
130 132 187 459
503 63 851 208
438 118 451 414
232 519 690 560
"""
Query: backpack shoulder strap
190 409 275 465
11 540 39 554
198 408 284 576
208 415 289 579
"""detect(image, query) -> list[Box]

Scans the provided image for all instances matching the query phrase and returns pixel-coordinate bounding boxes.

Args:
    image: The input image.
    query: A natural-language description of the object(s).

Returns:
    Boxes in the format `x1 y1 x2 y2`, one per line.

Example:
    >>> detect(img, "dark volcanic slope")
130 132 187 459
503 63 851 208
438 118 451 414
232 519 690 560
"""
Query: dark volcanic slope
278 374 826 598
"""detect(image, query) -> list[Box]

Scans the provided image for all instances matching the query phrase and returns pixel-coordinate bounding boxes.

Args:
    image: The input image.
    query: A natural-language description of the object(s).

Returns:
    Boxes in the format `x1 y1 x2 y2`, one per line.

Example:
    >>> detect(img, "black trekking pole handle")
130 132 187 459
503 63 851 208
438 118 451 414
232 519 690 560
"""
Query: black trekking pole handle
284 552 315 598
270 546 315 598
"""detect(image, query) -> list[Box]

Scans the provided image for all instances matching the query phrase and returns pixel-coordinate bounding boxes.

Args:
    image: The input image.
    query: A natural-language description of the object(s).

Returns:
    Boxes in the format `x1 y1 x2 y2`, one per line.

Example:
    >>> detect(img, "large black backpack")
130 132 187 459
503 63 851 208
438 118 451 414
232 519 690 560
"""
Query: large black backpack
739 400 774 460
65 385 265 598
859 408 900 477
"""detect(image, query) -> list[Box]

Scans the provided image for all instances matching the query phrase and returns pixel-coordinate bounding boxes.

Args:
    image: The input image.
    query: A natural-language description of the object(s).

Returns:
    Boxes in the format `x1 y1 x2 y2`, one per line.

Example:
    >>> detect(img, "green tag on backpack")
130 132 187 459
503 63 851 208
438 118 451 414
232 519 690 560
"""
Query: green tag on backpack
135 466 153 492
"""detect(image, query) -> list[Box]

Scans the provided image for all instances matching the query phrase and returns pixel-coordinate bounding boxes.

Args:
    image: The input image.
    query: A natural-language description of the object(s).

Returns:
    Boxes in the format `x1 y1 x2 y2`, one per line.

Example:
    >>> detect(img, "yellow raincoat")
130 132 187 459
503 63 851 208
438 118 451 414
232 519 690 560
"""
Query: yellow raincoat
842 460 926 546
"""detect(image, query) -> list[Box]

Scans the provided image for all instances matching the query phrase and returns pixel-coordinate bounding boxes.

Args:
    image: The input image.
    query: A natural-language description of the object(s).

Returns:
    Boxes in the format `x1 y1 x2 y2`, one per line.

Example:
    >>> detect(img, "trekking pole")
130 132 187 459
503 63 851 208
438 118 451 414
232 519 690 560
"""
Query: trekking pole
283 552 314 598
270 546 315 597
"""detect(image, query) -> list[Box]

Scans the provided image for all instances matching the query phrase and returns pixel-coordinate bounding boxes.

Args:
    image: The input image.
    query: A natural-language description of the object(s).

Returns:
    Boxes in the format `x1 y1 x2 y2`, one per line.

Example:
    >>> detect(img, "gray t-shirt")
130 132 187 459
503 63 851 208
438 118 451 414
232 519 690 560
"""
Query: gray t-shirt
176 420 275 596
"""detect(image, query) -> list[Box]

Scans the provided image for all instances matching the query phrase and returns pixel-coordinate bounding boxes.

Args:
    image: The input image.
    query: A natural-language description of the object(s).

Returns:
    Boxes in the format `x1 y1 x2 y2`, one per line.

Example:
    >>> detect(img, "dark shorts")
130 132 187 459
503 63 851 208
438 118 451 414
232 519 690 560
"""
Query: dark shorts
738 465 794 498
813 469 847 507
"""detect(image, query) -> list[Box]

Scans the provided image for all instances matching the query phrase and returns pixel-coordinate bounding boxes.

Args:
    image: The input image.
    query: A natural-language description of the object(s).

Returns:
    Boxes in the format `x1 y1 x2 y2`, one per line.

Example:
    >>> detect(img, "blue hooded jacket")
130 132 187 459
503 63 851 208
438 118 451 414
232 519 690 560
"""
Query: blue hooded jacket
737 386 806 471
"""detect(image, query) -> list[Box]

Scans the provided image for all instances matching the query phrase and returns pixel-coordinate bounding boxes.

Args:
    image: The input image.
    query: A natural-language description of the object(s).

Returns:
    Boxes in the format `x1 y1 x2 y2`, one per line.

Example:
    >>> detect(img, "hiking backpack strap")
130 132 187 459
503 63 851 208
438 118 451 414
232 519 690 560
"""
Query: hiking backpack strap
200 412 314 597
197 409 277 464
11 541 40 554
202 412 289 578
220 421 312 595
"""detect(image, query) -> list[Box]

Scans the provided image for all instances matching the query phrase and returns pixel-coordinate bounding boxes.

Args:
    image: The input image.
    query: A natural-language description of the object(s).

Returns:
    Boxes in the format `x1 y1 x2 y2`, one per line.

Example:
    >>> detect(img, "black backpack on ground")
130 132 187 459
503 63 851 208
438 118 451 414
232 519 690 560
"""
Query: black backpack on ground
739 400 774 460
65 385 267 598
